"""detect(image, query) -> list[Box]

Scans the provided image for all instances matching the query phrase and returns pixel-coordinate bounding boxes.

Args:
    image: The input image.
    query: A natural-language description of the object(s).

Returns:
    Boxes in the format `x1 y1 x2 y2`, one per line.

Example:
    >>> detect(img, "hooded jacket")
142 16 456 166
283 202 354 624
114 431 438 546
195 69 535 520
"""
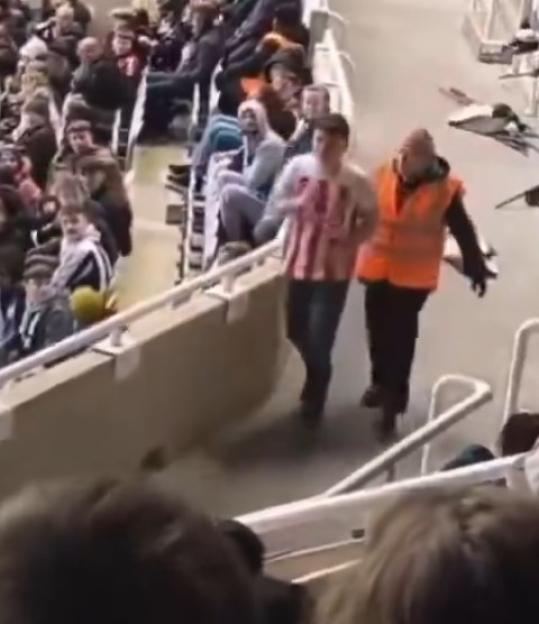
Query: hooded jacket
230 99 286 200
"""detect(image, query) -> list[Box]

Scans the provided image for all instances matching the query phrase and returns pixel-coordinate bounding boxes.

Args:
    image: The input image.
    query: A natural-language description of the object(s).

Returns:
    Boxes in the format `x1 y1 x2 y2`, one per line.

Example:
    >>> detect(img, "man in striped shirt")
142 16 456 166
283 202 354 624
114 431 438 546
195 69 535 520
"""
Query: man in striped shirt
263 113 377 424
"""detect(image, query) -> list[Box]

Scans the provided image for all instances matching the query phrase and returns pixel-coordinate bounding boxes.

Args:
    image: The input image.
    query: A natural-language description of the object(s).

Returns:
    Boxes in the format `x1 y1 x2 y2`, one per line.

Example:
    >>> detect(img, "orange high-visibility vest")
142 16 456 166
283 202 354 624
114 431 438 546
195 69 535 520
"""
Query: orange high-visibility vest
356 163 463 290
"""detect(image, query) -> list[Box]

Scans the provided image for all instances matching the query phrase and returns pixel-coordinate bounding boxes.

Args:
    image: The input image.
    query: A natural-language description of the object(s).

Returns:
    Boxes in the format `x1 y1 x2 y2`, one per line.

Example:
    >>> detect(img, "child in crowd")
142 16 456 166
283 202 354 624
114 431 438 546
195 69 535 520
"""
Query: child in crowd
18 253 76 359
51 201 113 293
112 29 142 81
0 244 25 365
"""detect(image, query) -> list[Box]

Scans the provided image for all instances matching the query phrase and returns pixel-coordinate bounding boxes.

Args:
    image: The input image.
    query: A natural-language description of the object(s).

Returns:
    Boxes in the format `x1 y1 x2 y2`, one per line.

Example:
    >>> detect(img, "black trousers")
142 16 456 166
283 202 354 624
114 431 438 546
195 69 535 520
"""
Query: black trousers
286 280 349 406
364 281 430 410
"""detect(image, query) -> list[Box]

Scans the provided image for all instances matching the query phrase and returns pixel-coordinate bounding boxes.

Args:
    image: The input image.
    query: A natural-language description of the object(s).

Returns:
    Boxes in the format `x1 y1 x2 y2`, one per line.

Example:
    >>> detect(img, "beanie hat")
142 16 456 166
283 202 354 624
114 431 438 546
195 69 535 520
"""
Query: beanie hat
23 253 58 280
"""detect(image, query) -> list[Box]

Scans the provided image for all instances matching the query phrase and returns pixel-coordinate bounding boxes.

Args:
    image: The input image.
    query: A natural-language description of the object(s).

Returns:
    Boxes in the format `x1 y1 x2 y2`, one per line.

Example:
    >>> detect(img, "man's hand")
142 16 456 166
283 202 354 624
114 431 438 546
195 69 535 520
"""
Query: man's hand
471 275 487 298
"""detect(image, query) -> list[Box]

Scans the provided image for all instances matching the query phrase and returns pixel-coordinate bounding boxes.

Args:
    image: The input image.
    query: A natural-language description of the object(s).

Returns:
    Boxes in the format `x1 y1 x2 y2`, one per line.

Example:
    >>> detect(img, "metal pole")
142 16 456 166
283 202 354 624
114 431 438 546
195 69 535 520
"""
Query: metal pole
485 0 497 40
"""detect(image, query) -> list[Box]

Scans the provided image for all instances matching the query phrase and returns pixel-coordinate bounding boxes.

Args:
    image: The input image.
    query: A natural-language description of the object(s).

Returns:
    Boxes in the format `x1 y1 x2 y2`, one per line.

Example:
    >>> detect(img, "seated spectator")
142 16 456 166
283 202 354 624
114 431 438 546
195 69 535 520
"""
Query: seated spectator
0 182 32 251
112 28 142 83
318 487 539 624
19 253 75 357
190 87 242 190
36 3 83 66
257 84 296 140
217 98 286 256
51 200 113 293
71 37 132 112
75 150 133 257
148 0 186 72
144 1 223 138
15 88 58 190
0 243 25 365
0 21 19 83
53 118 102 176
217 4 306 96
51 171 119 265
0 0 30 47
286 84 330 159
224 0 297 66
262 47 308 111
41 0 92 33
0 479 258 624
0 144 42 215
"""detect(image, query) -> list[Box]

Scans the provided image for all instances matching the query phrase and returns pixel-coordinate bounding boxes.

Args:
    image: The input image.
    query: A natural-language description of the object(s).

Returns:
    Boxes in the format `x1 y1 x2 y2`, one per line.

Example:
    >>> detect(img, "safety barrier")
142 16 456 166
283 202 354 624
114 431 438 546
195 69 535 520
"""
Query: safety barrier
324 375 492 496
0 240 280 388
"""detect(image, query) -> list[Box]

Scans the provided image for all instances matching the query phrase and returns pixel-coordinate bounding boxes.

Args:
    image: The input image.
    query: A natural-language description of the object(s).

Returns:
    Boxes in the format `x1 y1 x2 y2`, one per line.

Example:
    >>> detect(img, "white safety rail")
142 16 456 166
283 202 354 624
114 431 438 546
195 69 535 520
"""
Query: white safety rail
0 240 281 388
325 375 492 496
503 317 539 420
239 454 524 541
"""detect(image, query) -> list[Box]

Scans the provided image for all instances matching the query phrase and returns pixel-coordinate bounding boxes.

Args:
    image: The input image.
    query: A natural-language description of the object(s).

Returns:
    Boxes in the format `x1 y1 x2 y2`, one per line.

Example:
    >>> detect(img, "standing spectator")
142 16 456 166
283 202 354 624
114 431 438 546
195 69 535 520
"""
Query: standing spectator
19 253 75 358
41 0 92 33
263 114 377 424
217 98 286 256
356 129 489 438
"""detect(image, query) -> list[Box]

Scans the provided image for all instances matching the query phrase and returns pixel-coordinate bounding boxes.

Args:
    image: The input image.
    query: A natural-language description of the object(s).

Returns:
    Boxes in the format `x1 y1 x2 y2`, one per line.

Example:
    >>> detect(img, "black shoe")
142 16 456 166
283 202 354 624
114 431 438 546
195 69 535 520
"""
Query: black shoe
299 399 324 428
375 407 399 441
360 384 383 408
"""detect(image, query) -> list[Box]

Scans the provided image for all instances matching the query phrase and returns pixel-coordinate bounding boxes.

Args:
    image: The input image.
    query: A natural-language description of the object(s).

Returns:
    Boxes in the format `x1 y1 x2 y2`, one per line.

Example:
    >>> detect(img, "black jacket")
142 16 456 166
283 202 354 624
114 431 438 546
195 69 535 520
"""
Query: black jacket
173 26 224 95
17 123 58 190
72 57 132 110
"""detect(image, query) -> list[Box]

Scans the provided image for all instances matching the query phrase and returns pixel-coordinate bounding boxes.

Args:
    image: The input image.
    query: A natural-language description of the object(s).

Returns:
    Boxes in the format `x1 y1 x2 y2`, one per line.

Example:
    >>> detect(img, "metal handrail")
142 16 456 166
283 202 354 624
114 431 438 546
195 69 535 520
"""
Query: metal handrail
0 240 282 388
503 318 539 423
323 375 492 496
239 454 524 535
420 375 490 475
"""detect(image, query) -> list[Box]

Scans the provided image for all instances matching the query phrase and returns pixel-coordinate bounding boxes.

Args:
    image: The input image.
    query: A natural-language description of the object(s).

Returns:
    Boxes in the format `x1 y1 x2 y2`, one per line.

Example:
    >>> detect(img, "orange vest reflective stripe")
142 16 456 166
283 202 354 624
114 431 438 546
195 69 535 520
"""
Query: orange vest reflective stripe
356 163 463 290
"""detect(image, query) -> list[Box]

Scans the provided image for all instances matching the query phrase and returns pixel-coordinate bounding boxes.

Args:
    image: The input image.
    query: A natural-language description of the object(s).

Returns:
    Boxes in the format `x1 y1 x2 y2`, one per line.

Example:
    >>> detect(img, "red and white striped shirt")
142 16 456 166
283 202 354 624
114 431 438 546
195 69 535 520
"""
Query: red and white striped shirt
268 154 377 281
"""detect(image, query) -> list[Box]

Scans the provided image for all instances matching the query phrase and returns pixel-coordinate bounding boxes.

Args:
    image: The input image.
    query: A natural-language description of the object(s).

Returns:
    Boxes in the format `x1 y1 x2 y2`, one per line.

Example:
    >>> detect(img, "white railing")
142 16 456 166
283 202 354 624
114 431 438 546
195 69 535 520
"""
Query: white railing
0 240 281 388
324 375 492 496
239 454 524 537
503 317 539 420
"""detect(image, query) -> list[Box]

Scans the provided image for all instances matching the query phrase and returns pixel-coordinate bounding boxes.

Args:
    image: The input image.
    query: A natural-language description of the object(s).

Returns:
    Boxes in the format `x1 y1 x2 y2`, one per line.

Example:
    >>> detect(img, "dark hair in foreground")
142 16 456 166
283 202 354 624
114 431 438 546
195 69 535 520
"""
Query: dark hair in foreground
0 479 257 624
314 113 350 142
318 486 539 624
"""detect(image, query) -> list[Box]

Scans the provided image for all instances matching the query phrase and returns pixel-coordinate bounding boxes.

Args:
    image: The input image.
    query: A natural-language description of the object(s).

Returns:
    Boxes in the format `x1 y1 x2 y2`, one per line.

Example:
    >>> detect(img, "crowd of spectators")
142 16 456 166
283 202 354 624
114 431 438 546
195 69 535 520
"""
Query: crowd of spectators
0 0 342 368
0 0 163 367
0 470 539 624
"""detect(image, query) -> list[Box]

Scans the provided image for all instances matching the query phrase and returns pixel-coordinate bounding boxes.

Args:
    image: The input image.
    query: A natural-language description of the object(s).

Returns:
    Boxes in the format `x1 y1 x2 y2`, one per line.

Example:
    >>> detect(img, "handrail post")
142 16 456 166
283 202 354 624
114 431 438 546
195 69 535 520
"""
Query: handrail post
485 0 497 40
503 319 539 424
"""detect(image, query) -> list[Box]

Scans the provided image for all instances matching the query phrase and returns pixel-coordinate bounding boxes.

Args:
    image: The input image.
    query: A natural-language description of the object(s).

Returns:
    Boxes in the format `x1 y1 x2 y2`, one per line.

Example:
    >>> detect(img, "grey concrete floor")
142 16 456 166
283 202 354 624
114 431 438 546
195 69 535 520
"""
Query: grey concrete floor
157 0 539 520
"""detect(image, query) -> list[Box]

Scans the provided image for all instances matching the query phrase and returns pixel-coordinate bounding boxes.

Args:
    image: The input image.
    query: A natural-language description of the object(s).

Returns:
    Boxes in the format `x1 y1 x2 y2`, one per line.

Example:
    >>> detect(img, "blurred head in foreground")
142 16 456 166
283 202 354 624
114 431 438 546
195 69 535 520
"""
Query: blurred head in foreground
318 486 539 624
0 479 257 624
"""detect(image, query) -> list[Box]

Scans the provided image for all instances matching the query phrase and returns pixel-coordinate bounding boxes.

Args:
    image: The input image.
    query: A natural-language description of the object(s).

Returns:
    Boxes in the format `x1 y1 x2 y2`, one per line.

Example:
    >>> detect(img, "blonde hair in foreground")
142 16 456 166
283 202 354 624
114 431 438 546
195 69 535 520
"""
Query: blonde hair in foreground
317 486 539 624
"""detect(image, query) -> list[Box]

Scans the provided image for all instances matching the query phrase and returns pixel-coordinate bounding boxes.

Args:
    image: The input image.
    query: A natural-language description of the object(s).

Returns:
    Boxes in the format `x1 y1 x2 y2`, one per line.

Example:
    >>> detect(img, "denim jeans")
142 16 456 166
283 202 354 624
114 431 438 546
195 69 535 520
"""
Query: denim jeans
286 279 349 407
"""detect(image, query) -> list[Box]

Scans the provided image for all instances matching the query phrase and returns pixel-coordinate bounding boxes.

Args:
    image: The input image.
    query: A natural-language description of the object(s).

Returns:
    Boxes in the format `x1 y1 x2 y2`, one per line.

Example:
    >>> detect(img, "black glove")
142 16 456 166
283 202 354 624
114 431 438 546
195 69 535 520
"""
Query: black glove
471 275 487 298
